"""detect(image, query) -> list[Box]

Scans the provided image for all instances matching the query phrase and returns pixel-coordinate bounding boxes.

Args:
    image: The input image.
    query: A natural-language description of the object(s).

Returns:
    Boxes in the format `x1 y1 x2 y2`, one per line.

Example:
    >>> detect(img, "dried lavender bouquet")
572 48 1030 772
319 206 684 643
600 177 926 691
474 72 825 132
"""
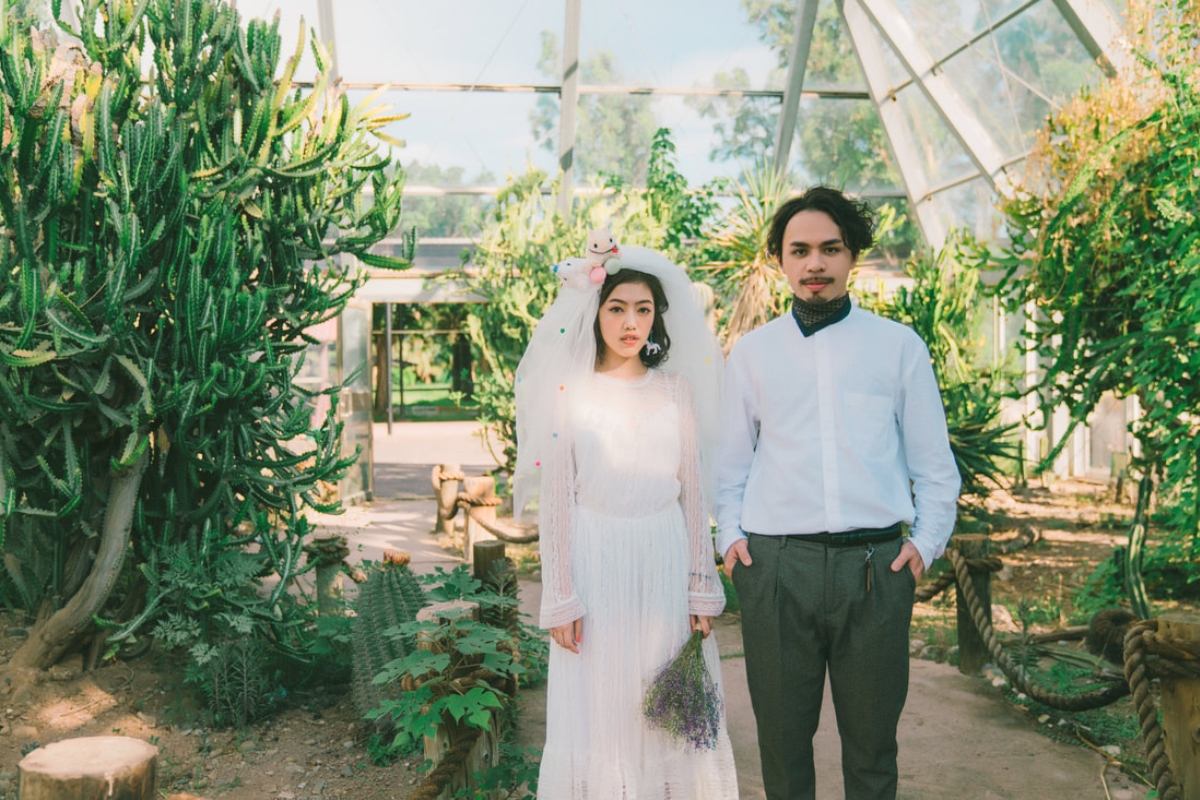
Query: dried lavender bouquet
642 630 723 750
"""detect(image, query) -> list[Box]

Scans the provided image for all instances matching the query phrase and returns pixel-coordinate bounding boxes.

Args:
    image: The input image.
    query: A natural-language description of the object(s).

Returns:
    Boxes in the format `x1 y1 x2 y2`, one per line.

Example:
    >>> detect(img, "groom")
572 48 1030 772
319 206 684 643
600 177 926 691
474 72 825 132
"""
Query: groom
716 187 960 800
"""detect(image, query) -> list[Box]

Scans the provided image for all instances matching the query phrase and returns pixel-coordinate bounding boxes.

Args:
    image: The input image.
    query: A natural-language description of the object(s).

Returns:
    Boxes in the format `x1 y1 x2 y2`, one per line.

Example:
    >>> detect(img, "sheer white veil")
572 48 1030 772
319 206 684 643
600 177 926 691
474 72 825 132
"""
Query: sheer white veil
512 244 724 524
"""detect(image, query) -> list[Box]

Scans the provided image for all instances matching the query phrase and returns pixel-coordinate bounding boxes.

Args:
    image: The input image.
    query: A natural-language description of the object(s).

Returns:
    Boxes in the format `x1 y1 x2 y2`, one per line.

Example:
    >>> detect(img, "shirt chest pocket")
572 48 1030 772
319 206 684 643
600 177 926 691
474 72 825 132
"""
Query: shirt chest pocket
842 391 896 452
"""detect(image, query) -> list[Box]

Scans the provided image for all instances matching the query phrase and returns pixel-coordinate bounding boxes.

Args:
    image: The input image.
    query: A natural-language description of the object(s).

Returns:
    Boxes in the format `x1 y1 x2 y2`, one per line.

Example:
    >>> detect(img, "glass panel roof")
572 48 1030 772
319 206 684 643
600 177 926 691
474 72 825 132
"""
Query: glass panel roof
578 0 781 90
928 175 1006 240
789 98 903 192
889 0 1035 63
227 0 1127 248
803 3 869 92
893 85 977 189
326 0 562 86
358 89 558 187
990 0 1105 101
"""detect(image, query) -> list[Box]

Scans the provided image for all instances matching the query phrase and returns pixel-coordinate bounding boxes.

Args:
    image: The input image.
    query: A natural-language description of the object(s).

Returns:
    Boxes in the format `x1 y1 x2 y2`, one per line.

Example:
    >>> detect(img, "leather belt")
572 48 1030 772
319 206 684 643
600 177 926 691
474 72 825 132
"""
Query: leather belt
785 523 902 548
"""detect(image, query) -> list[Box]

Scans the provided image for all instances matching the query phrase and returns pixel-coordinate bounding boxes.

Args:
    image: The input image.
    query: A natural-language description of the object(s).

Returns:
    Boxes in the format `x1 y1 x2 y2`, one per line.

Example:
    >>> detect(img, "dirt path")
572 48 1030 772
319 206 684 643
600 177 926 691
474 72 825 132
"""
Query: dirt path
516 589 1139 800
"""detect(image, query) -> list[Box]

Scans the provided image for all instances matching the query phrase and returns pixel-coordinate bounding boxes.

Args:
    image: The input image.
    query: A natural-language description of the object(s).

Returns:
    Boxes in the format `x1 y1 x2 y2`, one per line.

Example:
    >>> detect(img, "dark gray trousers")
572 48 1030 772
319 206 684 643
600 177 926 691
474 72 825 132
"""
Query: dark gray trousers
732 534 915 800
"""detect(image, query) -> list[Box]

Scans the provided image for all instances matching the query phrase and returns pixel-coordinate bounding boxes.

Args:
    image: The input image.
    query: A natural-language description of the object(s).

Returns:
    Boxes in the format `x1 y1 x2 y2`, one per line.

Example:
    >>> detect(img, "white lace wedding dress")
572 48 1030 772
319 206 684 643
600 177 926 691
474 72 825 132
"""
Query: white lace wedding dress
538 369 738 799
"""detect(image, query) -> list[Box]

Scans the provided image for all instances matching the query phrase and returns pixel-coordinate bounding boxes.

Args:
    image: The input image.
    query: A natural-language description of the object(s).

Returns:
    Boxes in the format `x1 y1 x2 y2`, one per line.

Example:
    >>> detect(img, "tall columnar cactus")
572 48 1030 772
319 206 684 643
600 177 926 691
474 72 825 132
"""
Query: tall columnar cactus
0 0 409 671
351 561 429 720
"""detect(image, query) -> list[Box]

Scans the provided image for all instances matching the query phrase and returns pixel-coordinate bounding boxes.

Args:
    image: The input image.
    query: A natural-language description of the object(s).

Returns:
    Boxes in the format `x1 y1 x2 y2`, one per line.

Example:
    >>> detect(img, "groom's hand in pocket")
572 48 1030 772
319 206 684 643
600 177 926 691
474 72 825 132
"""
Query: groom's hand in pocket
723 539 752 579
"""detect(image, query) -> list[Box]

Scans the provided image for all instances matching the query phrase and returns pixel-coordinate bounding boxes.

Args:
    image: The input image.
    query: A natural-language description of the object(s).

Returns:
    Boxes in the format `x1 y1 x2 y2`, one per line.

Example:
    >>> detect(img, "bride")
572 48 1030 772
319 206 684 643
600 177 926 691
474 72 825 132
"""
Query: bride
514 241 738 798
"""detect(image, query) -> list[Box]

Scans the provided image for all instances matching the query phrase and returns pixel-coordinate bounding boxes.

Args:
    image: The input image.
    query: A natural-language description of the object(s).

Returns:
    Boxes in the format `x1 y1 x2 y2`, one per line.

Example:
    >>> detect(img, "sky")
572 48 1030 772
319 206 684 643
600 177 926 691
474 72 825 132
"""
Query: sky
233 0 783 187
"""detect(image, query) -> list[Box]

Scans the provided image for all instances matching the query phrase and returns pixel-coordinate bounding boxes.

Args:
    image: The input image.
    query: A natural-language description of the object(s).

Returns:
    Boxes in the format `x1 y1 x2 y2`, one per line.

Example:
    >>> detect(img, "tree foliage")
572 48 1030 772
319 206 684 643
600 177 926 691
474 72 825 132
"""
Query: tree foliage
0 0 405 669
993 0 1200 522
530 31 658 185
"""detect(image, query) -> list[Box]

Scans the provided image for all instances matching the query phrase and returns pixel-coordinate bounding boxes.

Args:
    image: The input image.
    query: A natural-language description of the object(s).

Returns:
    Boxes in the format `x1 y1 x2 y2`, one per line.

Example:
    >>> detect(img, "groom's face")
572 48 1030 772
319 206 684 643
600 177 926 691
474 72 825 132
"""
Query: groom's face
777 210 856 303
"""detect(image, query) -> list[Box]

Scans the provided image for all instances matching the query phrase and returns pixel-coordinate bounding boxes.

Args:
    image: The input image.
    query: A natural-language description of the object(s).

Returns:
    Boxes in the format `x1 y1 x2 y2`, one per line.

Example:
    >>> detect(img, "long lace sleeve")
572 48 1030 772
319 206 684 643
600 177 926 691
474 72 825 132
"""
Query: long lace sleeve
676 375 726 618
538 416 586 630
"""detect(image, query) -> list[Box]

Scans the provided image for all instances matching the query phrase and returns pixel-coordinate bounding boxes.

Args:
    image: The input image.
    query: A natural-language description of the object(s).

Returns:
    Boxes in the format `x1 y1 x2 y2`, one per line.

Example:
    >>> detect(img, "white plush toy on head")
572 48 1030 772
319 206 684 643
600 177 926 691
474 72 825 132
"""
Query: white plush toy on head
552 257 592 291
585 227 623 284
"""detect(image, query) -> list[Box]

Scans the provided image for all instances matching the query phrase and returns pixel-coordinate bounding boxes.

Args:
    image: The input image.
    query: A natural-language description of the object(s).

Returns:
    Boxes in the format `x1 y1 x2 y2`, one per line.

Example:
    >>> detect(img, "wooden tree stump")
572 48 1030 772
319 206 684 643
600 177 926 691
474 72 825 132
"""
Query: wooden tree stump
473 541 507 582
952 534 992 676
1161 611 1200 799
305 535 350 618
18 736 157 799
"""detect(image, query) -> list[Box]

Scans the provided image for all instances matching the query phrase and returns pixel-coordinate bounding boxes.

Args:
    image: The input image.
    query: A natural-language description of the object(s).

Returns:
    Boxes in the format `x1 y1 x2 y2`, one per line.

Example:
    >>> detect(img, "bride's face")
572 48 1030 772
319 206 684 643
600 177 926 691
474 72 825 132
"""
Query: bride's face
598 281 655 362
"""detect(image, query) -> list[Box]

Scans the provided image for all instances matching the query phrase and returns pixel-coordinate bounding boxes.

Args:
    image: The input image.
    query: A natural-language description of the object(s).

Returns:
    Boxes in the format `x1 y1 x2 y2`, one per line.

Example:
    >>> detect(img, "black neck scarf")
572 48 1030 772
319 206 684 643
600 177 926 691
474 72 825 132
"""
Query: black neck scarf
791 293 851 337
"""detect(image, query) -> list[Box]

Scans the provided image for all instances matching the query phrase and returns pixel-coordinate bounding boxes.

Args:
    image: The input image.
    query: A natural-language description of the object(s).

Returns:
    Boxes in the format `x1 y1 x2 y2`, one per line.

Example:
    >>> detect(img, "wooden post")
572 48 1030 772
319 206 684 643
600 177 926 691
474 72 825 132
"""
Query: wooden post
462 476 498 564
473 541 507 582
304 536 349 617
19 736 157 799
433 464 462 538
1160 611 1200 799
953 535 992 676
415 599 484 799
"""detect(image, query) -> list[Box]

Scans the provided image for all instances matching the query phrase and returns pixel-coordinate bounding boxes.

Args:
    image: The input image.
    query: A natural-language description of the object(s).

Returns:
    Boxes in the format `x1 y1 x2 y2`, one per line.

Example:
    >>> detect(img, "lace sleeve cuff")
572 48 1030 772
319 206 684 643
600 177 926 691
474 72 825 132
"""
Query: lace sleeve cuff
688 590 726 618
539 595 586 630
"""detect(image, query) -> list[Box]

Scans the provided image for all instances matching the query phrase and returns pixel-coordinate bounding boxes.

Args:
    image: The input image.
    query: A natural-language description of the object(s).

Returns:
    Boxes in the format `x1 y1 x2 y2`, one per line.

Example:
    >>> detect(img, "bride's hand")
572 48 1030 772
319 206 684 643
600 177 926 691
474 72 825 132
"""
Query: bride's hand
551 618 583 653
690 614 713 639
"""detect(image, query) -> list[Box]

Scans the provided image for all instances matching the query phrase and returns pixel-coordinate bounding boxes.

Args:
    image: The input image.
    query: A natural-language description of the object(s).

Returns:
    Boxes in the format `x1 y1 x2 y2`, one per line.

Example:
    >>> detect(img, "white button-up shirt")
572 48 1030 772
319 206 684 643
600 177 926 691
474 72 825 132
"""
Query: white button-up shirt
716 307 961 568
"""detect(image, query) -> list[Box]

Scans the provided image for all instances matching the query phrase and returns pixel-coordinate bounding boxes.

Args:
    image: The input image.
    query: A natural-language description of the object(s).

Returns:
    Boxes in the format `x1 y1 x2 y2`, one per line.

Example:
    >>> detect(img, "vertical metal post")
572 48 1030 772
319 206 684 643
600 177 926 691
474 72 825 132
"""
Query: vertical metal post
397 332 405 418
557 0 583 219
384 302 393 434
772 0 820 176
316 0 341 84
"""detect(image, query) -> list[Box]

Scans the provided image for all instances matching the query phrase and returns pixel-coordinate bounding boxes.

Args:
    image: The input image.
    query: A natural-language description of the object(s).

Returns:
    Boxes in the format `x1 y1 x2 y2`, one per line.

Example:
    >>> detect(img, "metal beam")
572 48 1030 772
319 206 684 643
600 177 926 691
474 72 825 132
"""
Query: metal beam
878 0 1041 98
839 0 948 248
1051 0 1136 78
384 303 393 435
315 0 340 84
772 0 820 175
858 0 1013 195
290 81 868 100
557 0 582 218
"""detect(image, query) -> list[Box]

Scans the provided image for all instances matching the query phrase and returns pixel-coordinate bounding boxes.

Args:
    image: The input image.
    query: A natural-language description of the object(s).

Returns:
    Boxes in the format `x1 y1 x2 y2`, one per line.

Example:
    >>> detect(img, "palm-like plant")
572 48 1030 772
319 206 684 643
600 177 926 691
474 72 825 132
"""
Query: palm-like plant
698 163 793 351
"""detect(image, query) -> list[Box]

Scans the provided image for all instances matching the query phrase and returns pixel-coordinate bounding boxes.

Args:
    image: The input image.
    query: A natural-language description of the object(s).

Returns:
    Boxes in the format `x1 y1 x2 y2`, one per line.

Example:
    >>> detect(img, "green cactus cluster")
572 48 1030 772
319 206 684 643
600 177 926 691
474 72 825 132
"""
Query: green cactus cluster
351 561 429 721
0 0 408 669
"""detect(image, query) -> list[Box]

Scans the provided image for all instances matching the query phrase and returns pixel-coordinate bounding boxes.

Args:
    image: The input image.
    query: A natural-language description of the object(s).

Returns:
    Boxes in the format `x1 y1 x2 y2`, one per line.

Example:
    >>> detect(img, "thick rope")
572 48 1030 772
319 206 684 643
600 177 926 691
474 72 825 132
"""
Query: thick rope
406 726 485 800
947 549 1130 711
913 556 1000 603
457 492 503 508
913 571 957 604
1124 620 1181 800
433 466 467 485
925 550 1196 795
467 508 540 544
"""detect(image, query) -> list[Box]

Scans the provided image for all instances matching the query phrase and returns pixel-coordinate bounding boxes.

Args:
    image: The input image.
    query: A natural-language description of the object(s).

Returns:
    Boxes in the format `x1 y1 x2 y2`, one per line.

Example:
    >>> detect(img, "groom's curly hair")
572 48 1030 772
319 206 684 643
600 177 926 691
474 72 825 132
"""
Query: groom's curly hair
766 186 876 261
